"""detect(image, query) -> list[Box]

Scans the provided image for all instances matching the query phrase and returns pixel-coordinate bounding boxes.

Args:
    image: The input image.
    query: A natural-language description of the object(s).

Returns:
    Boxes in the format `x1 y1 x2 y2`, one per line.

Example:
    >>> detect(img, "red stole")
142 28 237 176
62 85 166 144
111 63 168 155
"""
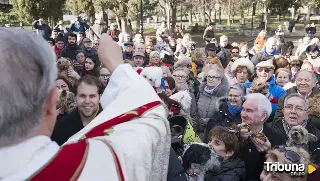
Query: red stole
29 101 161 181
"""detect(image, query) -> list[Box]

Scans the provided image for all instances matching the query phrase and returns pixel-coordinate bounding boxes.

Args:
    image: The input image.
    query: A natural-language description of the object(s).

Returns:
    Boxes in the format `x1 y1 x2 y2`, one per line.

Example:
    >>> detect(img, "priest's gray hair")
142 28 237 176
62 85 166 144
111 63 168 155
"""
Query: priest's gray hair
0 28 57 147
245 93 272 118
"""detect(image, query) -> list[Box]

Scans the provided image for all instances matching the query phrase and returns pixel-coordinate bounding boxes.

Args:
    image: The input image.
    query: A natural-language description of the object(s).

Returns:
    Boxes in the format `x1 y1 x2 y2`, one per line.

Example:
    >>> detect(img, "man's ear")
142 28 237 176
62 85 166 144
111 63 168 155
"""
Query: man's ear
261 112 268 122
226 150 235 158
46 88 59 115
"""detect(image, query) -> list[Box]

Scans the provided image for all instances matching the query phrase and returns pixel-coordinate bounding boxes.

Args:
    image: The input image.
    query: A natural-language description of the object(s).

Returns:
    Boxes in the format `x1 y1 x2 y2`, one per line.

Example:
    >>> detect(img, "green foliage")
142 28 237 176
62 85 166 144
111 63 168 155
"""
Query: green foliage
12 0 66 23
67 0 95 22
0 10 20 24
269 0 295 15
127 0 158 19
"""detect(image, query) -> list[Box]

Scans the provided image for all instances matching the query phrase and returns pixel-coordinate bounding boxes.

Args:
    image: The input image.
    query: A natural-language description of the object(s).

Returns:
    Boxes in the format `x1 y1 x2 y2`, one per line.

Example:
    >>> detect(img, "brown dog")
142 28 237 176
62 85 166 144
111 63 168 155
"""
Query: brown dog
250 78 269 94
56 57 77 85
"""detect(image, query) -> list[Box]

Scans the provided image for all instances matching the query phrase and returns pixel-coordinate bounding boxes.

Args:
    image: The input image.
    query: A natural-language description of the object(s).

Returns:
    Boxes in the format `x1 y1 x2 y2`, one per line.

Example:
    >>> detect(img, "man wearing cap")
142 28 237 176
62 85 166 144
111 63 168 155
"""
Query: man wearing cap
203 22 215 44
123 42 134 60
132 51 145 67
82 38 95 56
205 43 218 58
244 61 286 121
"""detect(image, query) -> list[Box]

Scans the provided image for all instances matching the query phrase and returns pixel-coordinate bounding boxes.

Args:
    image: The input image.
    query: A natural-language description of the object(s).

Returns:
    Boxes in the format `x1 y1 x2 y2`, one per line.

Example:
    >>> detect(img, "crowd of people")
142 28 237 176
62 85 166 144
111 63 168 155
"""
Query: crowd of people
0 15 320 181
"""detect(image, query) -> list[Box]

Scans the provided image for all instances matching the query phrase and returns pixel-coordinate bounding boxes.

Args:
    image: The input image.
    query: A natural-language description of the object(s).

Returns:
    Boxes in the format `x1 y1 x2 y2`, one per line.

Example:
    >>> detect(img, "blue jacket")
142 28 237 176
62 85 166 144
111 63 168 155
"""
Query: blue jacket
69 22 89 33
245 75 286 117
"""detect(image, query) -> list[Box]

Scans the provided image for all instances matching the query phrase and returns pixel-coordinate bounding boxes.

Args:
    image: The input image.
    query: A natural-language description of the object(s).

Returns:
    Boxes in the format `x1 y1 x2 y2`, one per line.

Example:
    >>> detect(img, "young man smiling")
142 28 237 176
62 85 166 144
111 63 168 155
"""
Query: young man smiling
51 75 103 145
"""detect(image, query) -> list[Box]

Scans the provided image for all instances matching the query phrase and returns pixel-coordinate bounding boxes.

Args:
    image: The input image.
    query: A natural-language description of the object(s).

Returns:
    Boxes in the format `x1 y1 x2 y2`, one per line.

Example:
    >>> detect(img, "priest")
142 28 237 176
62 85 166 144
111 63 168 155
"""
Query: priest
0 29 170 181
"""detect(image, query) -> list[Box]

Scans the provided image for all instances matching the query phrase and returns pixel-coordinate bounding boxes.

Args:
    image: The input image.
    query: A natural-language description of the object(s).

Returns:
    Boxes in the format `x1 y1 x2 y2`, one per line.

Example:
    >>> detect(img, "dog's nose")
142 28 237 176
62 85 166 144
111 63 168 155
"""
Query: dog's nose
293 132 299 136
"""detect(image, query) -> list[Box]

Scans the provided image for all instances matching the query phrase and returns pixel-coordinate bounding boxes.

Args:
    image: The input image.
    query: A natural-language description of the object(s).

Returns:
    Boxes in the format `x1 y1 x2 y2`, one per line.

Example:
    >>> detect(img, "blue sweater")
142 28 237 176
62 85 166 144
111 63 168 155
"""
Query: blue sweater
245 75 286 117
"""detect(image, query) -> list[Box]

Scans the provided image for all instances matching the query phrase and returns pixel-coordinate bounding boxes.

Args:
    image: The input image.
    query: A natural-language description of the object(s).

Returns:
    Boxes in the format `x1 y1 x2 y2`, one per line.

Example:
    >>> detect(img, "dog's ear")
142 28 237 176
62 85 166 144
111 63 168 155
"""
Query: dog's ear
308 133 318 142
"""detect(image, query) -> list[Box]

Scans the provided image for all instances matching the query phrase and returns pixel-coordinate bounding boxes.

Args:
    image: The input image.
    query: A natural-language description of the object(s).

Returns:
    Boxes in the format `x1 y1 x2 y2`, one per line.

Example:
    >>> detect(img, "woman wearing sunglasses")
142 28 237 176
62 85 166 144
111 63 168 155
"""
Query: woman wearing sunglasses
260 146 310 181
245 61 286 122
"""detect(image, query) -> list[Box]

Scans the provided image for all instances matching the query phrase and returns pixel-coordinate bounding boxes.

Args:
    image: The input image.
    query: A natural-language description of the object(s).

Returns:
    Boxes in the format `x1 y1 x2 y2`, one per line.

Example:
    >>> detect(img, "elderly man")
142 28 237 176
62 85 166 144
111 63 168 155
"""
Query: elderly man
239 93 286 181
274 70 319 127
295 36 311 58
270 93 320 151
0 29 170 180
245 61 286 120
90 14 108 40
217 35 232 68
132 51 145 67
251 37 278 66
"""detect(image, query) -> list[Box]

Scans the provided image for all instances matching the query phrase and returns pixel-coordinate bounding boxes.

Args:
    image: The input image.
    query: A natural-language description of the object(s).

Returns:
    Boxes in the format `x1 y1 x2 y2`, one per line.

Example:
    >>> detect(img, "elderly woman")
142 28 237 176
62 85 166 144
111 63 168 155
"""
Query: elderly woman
196 64 229 120
229 58 254 85
270 93 320 152
203 84 246 143
148 51 161 67
245 61 286 120
260 146 310 181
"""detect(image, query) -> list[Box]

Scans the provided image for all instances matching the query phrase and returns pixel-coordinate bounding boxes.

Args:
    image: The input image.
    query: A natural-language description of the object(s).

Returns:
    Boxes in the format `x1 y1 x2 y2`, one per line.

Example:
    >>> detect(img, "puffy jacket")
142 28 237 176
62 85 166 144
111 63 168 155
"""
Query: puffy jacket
205 158 246 181
245 75 286 118
203 98 242 143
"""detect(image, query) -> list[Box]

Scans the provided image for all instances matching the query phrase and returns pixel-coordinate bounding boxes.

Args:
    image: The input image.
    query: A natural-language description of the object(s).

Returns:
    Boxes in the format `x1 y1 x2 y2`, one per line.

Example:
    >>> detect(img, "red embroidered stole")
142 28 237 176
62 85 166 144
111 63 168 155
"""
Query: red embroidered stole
29 101 161 181
29 141 89 181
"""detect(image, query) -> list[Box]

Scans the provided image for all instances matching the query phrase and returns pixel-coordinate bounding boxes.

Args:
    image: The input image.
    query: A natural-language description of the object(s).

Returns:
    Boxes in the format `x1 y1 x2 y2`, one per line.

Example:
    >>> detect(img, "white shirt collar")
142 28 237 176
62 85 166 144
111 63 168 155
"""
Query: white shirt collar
297 90 312 99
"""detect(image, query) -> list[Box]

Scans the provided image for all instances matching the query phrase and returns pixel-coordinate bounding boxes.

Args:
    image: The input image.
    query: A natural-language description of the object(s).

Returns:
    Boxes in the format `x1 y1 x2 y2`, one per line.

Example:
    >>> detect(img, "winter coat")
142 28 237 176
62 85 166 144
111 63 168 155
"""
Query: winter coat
216 46 230 68
273 86 320 123
69 22 89 33
269 119 320 152
204 158 246 181
167 147 188 181
196 76 229 119
203 98 242 143
245 75 286 119
32 21 52 40
203 27 215 40
61 45 79 61
250 47 277 66
123 52 133 60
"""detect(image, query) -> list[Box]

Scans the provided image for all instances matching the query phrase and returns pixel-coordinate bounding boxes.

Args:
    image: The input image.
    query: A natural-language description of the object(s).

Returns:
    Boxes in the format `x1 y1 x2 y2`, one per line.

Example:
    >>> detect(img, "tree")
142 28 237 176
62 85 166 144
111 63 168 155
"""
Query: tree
93 0 109 26
269 0 295 21
67 0 95 23
13 0 66 24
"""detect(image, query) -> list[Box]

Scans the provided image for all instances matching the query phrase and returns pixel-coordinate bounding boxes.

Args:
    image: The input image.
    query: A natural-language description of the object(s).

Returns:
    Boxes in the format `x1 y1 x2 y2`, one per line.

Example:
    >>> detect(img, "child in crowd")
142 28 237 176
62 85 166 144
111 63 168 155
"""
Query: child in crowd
205 125 246 181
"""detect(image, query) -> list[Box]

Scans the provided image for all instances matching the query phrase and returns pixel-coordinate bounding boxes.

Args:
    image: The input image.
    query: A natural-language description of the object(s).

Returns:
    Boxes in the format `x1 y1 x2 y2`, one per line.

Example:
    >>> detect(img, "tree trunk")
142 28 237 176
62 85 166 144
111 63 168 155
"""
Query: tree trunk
277 14 280 23
209 9 212 22
120 17 129 33
227 0 231 26
189 9 192 25
171 5 177 30
201 2 206 25
306 6 311 24
136 12 140 34
219 7 221 24
241 10 245 24
166 0 170 28
115 15 120 30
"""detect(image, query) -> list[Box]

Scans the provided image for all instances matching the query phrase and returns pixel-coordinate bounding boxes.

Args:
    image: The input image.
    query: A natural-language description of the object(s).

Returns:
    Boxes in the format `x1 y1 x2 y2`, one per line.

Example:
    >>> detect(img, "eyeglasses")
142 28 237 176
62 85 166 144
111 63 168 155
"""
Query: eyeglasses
274 145 301 163
257 68 274 73
206 75 222 80
284 104 306 112
290 63 301 67
173 74 187 79
100 74 110 78
231 51 239 54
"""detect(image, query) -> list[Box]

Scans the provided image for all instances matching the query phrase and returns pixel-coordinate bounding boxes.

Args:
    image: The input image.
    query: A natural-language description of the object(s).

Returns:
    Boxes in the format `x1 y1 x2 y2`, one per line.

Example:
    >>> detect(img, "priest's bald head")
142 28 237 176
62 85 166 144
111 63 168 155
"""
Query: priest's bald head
0 28 58 147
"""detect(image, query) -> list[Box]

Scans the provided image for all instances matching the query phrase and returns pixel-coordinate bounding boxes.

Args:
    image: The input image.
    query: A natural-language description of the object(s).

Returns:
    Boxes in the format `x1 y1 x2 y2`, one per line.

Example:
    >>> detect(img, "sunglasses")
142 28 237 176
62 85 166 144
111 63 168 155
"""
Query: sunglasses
257 68 274 73
290 63 301 67
274 145 301 163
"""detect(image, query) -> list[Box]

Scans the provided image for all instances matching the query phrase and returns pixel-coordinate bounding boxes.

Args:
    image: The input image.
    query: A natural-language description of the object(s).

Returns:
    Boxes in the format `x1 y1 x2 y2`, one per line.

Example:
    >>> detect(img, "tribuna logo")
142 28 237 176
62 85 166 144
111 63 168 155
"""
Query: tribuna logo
264 162 306 176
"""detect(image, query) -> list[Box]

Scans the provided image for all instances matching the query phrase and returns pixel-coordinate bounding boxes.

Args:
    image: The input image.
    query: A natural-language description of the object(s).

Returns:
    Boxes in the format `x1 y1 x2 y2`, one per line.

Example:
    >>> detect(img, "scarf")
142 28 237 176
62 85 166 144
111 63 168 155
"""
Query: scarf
263 46 277 56
282 119 308 135
204 83 221 95
227 101 242 116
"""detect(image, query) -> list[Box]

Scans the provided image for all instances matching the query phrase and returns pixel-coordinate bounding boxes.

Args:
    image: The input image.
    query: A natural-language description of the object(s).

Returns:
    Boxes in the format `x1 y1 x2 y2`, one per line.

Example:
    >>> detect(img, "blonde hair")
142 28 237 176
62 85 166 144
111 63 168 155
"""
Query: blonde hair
161 66 172 77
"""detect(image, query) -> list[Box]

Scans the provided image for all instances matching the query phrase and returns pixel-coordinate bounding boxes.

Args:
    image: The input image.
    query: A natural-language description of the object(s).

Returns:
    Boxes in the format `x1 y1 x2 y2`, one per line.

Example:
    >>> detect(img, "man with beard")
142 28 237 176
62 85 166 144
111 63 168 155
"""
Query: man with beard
61 33 79 60
51 75 103 145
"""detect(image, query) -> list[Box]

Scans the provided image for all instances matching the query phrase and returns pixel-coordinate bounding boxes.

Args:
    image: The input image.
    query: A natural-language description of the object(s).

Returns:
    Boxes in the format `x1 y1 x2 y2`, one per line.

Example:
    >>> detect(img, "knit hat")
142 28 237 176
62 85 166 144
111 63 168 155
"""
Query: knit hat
205 43 218 51
174 57 192 69
231 58 255 74
256 61 275 69
149 51 160 58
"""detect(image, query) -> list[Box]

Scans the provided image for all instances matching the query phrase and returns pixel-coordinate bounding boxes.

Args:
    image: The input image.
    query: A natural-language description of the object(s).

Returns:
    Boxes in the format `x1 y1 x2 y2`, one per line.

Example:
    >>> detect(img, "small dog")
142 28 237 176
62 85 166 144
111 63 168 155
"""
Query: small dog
250 78 269 94
286 125 318 150
56 57 77 85
308 93 320 118
56 90 76 115
182 142 223 181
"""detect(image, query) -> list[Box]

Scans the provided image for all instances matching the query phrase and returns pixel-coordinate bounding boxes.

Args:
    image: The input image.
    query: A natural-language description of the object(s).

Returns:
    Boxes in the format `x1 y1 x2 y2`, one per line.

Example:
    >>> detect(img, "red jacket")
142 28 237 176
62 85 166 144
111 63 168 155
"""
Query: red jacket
54 45 63 56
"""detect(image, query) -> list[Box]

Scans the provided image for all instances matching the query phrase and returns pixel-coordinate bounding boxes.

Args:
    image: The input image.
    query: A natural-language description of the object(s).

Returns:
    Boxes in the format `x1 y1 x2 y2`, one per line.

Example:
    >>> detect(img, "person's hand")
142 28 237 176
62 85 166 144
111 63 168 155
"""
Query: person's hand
238 123 252 139
98 33 124 73
67 68 80 80
251 136 271 152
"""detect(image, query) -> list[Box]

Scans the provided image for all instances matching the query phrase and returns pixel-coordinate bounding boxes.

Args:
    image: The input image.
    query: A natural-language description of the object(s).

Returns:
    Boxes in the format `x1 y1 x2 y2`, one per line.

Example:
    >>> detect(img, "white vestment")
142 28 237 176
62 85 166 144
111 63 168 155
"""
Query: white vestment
0 64 171 181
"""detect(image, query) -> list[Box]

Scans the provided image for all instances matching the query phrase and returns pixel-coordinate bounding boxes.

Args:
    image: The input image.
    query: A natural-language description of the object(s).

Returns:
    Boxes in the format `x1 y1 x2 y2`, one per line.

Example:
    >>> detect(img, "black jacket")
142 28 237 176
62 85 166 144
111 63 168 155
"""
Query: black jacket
61 45 79 61
269 119 320 152
167 147 188 181
32 20 52 40
51 105 103 146
238 124 286 181
204 98 242 143
205 158 246 181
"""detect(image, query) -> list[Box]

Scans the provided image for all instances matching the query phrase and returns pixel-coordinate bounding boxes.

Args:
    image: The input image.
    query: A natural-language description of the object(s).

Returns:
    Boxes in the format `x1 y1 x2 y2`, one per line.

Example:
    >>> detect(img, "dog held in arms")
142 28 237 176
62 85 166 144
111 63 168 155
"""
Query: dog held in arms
56 57 77 86
182 142 223 181
286 125 318 150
